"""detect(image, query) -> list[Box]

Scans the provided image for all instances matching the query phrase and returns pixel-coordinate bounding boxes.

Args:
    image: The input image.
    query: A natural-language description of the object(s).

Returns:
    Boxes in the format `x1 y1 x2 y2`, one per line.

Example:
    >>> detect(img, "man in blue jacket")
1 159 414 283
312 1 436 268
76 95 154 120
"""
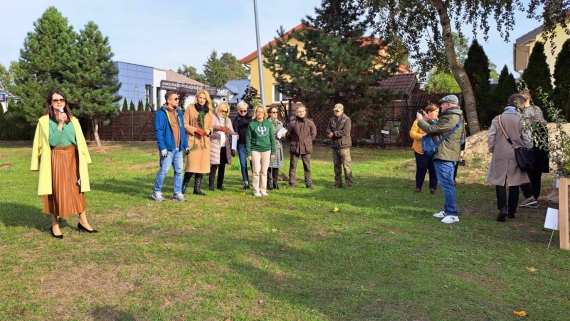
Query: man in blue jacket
152 91 190 202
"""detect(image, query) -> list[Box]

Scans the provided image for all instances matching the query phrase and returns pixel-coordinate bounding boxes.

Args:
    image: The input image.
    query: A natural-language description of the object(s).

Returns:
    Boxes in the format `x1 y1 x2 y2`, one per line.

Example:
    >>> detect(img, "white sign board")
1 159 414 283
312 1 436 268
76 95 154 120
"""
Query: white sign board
544 208 559 230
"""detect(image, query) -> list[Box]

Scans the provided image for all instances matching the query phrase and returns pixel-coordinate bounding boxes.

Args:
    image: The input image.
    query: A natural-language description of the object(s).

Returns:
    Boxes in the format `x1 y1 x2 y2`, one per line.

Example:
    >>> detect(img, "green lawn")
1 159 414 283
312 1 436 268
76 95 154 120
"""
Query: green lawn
0 141 568 321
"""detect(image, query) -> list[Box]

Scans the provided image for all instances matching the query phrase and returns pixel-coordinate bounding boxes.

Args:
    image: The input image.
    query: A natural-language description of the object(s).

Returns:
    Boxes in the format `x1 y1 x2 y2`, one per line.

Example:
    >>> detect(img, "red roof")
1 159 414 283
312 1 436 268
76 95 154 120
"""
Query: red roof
378 72 417 98
240 23 307 64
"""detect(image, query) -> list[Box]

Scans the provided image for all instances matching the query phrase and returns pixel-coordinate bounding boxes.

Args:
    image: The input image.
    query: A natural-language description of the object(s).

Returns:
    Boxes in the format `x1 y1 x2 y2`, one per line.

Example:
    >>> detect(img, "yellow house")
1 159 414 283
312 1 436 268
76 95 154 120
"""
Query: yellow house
514 24 570 78
240 23 411 105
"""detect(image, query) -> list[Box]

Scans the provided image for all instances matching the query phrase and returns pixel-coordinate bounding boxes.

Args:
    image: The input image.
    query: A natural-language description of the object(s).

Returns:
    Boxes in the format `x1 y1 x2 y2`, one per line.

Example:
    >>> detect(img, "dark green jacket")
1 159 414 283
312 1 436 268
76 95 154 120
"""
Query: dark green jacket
326 114 352 149
417 108 464 161
246 119 276 156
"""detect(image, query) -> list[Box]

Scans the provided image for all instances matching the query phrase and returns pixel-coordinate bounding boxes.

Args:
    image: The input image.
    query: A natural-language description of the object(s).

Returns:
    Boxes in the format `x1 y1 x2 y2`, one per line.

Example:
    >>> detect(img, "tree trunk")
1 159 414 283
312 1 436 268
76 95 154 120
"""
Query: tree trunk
92 119 101 147
430 0 481 134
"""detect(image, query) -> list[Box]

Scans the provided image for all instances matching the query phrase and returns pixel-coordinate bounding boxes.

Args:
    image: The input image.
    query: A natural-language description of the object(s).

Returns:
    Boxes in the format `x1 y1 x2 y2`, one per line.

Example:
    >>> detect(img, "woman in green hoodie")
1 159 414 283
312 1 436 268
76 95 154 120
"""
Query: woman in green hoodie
246 105 276 196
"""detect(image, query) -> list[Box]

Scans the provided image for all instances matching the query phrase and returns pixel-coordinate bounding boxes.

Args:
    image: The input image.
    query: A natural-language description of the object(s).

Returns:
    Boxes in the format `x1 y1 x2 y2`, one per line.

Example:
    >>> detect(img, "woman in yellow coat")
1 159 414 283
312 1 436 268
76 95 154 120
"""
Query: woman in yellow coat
409 103 439 194
182 89 214 196
30 89 97 238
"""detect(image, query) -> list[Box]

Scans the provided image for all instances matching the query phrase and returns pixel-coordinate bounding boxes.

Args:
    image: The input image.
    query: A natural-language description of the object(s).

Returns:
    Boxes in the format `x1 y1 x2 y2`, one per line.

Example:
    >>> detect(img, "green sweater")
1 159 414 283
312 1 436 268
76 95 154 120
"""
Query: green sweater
49 119 77 147
246 119 276 156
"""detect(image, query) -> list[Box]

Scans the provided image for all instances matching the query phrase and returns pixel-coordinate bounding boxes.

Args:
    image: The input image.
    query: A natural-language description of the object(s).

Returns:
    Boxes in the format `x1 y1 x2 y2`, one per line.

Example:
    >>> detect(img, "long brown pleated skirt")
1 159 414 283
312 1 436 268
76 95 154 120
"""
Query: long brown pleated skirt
43 145 87 218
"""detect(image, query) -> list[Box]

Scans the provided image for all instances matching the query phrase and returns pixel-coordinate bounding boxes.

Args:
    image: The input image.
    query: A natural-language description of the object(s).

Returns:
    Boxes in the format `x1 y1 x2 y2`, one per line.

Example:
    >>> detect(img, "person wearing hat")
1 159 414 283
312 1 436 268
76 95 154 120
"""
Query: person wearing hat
416 95 465 223
326 103 353 188
486 93 534 222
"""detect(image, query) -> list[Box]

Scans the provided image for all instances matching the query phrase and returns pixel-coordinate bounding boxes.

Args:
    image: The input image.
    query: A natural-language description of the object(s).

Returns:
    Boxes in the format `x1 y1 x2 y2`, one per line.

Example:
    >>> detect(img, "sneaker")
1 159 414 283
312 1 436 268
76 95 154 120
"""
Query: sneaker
253 192 262 197
433 211 446 218
152 191 164 202
241 183 250 190
519 196 537 208
261 191 268 196
172 193 186 202
441 216 459 224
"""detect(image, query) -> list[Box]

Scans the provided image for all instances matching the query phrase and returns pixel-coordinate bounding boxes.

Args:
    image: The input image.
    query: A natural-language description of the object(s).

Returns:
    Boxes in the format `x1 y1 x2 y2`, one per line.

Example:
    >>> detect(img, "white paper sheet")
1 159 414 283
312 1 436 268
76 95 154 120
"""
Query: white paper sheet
231 135 238 150
277 127 287 138
544 207 559 230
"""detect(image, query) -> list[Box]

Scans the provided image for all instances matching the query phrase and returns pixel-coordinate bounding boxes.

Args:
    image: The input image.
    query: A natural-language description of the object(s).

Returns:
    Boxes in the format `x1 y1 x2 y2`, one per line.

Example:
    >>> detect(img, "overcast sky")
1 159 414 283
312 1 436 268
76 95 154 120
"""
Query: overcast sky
0 0 542 78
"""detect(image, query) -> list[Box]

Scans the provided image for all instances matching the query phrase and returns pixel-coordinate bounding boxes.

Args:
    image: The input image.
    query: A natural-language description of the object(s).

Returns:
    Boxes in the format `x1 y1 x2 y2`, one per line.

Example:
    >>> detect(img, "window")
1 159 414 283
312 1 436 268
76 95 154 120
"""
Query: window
145 85 153 107
273 84 287 102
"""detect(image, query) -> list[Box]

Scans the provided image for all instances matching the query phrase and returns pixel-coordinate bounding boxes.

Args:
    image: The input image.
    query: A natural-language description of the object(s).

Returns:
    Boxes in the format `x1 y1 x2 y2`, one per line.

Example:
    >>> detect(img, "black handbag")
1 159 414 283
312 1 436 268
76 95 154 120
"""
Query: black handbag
497 115 534 171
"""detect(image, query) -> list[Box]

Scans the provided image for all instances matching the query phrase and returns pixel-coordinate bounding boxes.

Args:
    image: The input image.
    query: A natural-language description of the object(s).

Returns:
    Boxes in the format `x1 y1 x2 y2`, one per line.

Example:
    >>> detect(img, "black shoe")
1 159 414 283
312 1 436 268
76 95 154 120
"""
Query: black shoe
267 181 273 191
193 174 206 196
77 222 98 233
429 188 436 194
415 188 421 193
217 186 225 191
306 185 314 190
208 186 215 191
182 173 192 194
289 184 295 189
507 213 516 219
50 227 64 239
273 181 279 190
241 183 250 190
497 208 508 222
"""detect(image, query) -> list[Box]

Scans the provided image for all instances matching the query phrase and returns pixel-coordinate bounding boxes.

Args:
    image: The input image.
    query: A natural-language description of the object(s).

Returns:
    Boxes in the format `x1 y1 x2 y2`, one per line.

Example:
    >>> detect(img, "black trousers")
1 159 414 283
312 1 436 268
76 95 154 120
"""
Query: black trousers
209 147 228 189
496 183 532 215
414 151 437 190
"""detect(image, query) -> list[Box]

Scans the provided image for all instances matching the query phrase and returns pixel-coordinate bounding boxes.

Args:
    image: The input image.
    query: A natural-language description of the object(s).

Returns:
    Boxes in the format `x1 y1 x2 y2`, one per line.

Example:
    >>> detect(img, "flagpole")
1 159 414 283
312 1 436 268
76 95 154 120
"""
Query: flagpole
253 0 266 106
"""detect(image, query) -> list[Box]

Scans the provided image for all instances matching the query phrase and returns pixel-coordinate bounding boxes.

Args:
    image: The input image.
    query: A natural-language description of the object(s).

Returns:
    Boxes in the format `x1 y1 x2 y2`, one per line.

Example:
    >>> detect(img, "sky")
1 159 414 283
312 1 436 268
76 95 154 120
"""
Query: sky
0 0 544 78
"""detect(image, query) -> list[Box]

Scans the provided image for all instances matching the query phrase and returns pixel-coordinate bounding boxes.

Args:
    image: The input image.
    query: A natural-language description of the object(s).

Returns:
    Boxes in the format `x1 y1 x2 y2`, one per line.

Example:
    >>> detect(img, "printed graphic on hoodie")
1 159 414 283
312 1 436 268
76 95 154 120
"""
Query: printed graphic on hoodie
256 125 269 137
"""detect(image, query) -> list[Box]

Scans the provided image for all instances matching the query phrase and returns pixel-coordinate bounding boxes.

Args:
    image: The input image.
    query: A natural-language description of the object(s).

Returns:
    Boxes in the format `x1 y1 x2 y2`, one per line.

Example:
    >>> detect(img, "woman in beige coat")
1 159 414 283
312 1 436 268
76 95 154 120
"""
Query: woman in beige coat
182 89 214 196
486 94 534 222
209 102 234 191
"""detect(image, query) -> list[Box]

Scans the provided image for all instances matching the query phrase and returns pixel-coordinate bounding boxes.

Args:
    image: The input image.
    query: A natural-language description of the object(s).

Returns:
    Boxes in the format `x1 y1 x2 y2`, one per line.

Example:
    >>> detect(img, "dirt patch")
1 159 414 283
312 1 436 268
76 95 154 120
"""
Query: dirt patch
0 163 12 169
103 158 113 163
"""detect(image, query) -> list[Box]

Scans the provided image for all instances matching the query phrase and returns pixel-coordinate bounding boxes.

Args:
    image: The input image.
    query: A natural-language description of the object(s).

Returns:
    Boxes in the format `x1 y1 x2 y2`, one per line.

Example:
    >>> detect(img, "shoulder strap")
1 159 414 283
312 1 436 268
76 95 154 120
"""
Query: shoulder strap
434 117 462 147
497 115 514 145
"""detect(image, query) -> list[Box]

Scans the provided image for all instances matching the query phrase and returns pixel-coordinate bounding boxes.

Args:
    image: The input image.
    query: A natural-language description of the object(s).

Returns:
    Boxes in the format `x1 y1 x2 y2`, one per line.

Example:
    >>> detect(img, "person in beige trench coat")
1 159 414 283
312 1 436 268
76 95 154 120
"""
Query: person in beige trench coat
182 89 214 196
486 94 534 222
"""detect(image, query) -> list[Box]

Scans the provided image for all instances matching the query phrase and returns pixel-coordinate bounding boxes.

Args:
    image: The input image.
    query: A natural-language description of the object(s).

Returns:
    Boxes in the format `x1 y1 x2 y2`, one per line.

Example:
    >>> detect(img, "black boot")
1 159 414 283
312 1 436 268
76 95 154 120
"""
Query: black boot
182 172 193 194
267 168 273 190
273 168 279 189
497 207 508 222
193 174 206 196
241 182 250 190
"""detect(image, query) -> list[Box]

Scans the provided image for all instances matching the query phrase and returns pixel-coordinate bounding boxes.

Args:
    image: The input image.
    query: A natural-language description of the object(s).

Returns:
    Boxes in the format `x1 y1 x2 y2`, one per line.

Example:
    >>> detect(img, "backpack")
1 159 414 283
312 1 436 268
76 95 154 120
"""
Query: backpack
421 118 462 158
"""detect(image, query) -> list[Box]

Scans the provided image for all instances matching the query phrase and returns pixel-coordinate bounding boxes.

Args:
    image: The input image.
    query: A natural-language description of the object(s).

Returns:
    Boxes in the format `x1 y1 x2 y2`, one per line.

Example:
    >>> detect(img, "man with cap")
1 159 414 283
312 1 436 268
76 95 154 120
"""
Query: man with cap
326 103 353 188
416 95 465 223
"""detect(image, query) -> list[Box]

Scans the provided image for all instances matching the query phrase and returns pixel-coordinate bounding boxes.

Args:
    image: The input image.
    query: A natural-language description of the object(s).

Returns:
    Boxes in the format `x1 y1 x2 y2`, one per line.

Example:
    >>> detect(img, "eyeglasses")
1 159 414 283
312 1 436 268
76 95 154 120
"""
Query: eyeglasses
238 110 247 113
270 111 278 114
221 110 228 113
52 99 66 103
173 98 179 101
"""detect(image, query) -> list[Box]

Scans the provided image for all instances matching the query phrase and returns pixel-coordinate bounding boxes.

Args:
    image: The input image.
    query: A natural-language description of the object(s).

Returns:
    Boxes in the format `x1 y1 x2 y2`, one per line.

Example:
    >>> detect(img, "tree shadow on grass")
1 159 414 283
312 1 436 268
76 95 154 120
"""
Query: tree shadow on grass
91 305 136 321
0 202 79 232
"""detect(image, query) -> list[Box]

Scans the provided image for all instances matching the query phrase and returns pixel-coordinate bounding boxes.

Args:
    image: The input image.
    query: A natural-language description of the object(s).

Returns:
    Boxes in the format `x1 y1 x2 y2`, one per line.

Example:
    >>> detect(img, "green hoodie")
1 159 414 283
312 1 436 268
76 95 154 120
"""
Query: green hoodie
246 118 276 156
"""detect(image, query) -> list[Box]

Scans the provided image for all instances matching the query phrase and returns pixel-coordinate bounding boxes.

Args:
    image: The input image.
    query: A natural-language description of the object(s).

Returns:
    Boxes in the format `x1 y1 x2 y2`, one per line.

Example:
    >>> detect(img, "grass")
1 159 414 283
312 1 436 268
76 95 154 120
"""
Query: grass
0 141 569 320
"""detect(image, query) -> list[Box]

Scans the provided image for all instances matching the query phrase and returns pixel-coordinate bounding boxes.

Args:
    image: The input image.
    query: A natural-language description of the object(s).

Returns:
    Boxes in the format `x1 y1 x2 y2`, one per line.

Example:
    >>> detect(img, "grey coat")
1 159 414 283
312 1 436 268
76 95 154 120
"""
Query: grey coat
210 113 234 165
486 107 533 186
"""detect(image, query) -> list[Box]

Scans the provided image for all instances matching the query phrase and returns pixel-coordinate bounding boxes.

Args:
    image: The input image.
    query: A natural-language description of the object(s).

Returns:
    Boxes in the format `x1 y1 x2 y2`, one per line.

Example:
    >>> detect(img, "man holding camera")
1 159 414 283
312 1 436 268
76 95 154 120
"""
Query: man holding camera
416 95 465 224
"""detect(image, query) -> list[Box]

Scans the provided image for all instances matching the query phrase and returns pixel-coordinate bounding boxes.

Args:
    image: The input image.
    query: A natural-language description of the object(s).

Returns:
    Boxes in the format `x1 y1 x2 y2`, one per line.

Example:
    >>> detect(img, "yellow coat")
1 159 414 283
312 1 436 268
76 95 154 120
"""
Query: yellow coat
30 115 92 195
409 120 426 154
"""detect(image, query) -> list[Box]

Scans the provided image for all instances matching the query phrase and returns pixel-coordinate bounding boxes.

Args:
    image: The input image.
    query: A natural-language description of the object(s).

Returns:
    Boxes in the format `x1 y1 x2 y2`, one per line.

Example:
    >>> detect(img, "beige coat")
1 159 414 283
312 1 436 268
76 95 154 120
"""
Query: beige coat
184 104 213 173
486 111 533 186
210 113 233 165
31 115 92 195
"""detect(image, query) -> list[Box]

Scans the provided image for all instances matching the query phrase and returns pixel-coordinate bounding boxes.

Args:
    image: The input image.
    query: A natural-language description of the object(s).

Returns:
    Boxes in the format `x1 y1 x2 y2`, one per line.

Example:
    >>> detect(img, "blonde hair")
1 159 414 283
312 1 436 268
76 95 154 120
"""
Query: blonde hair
192 89 213 110
254 104 268 119
216 101 230 115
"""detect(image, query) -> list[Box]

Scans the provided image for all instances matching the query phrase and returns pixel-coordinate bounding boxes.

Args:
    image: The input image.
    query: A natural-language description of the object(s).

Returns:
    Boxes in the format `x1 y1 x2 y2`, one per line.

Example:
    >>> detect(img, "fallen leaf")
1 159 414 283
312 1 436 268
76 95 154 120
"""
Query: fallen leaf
332 207 339 212
443 285 448 288
514 310 527 317
258 299 265 304
271 228 277 232
366 231 372 234
375 298 381 302
527 267 538 272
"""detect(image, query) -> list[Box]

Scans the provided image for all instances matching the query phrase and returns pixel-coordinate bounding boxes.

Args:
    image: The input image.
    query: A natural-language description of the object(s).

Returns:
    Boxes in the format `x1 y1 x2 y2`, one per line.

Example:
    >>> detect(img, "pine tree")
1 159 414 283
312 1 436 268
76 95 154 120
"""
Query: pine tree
137 100 144 112
463 40 491 106
68 21 121 146
129 101 136 111
493 65 518 105
203 50 226 88
522 41 553 107
122 98 128 112
8 7 78 123
553 38 570 119
264 0 396 116
145 99 151 111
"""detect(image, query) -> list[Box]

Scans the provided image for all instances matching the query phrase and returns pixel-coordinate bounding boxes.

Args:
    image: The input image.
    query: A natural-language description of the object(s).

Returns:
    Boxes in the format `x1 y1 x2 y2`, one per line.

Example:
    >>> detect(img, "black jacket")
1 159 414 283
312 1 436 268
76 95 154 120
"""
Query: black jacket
232 113 252 144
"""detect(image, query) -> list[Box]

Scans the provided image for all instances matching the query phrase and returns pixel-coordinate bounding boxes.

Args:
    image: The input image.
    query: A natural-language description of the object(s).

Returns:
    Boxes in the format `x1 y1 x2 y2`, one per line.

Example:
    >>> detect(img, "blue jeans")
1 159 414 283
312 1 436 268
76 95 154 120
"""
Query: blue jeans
153 148 183 193
238 143 249 183
434 160 458 216
414 152 437 190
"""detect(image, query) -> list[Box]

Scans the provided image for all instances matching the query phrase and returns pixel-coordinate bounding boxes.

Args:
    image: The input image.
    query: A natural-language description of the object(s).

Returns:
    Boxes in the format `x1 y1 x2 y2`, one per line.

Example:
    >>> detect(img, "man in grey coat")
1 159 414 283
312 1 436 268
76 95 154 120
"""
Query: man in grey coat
287 105 317 189
416 95 465 224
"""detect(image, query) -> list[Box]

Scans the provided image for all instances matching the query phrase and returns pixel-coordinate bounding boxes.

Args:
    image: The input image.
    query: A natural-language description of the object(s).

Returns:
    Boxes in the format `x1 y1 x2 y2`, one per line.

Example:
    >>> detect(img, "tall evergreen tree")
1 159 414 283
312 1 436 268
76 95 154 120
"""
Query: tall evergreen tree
68 21 121 146
553 38 570 119
122 98 128 111
522 42 553 107
137 100 144 112
8 7 78 123
493 65 518 105
219 53 250 80
203 50 227 88
264 0 396 116
129 100 136 111
463 40 491 106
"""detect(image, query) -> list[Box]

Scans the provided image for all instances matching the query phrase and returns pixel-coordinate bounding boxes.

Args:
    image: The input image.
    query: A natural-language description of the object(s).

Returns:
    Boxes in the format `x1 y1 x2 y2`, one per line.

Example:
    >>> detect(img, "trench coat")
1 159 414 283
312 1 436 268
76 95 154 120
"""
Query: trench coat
30 115 92 195
184 104 213 173
486 111 533 186
210 113 234 165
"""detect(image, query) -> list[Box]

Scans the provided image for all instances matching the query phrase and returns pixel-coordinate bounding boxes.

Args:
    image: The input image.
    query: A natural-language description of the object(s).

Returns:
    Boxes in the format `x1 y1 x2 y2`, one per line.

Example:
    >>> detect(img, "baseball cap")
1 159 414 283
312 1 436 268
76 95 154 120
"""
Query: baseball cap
333 104 344 111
